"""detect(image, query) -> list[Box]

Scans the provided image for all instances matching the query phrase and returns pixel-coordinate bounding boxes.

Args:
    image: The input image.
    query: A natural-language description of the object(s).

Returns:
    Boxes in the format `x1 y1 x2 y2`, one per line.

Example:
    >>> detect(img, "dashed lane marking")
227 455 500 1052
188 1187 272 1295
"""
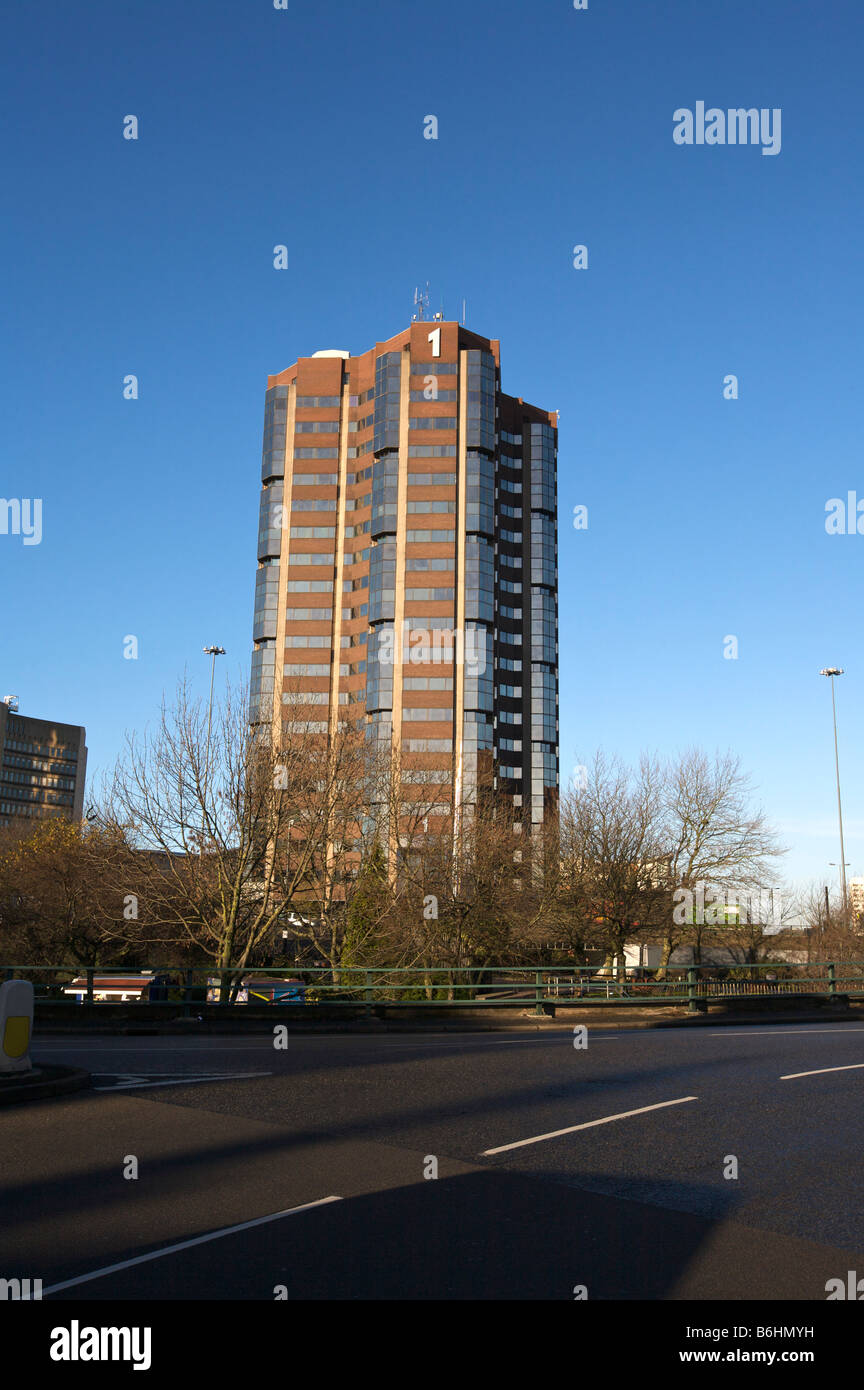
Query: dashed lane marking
780 1062 864 1080
481 1095 699 1155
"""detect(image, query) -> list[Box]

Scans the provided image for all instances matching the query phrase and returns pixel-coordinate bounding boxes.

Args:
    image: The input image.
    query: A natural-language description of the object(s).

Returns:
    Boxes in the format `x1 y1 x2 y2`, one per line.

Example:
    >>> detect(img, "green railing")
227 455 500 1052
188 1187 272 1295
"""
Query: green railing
2 961 863 1016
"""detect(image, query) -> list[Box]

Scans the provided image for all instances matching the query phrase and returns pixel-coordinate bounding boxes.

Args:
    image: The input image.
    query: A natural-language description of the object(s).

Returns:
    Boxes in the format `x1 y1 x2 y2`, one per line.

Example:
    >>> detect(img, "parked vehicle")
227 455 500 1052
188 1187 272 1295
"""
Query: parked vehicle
204 976 307 1004
64 974 154 1003
244 977 307 1005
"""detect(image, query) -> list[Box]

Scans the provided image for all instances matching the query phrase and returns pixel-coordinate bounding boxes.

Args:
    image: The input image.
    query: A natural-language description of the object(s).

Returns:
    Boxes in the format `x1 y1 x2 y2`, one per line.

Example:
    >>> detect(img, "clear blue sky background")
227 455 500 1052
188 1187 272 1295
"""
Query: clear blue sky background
2 0 862 894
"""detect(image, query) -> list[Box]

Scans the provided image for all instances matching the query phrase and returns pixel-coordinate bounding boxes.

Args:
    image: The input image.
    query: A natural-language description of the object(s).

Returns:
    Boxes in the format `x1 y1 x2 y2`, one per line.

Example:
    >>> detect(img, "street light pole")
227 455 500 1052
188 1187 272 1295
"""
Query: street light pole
203 645 226 803
829 860 850 922
821 668 848 923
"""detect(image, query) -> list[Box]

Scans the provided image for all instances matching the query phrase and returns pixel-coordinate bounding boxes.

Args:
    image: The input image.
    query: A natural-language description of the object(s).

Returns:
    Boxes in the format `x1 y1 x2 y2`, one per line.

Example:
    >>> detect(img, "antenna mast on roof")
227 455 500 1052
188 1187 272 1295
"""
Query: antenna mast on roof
412 283 430 322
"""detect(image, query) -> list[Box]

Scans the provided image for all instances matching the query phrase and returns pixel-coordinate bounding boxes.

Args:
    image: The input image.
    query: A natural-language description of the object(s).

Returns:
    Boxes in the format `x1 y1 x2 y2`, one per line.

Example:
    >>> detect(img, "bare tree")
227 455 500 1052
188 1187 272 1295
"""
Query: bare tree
558 752 669 977
97 677 367 975
273 708 396 972
708 882 799 965
797 881 864 964
653 749 786 976
368 766 555 995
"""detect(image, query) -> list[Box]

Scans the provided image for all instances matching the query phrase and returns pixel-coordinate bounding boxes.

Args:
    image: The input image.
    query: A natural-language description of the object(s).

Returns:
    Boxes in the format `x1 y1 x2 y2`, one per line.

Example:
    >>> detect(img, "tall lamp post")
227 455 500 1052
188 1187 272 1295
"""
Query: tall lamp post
203 645 226 803
821 668 848 924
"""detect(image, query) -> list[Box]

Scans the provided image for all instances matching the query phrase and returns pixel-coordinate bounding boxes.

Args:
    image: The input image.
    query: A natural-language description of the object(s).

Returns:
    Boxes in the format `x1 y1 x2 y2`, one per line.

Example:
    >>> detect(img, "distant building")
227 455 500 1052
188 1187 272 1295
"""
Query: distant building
850 878 864 919
0 696 88 827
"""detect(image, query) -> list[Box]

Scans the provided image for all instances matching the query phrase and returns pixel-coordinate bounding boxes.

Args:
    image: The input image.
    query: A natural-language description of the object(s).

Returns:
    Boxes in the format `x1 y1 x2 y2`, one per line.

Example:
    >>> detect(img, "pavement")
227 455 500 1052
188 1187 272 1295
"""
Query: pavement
3 1023 864 1300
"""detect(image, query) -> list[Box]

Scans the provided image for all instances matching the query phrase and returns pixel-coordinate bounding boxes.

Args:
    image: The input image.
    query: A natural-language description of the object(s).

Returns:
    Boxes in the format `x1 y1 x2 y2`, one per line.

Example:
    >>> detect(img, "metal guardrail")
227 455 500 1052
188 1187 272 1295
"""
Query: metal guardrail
1 961 862 1016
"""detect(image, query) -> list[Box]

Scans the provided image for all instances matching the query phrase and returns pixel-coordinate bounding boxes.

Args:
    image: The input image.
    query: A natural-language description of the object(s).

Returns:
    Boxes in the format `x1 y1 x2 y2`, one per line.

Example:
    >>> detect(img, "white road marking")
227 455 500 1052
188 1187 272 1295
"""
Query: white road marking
91 1071 271 1091
780 1062 864 1080
712 1028 864 1037
34 1044 277 1051
481 1095 699 1155
41 1196 343 1296
32 1036 562 1050
358 1036 575 1051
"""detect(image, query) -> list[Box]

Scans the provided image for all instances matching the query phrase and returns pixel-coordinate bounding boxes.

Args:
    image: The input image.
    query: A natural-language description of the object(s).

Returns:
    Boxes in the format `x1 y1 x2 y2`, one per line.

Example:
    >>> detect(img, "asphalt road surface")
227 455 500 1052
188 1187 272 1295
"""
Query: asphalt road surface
4 1023 864 1300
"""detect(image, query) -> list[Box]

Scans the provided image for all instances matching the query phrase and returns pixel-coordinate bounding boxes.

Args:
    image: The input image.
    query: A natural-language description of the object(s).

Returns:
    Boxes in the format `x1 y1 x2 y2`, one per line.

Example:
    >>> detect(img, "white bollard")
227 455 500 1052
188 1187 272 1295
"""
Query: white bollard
0 980 34 1074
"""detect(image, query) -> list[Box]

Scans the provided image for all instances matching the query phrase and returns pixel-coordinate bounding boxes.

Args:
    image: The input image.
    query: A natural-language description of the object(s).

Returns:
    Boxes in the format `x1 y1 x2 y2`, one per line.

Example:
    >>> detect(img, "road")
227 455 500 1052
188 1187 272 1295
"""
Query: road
3 1023 864 1300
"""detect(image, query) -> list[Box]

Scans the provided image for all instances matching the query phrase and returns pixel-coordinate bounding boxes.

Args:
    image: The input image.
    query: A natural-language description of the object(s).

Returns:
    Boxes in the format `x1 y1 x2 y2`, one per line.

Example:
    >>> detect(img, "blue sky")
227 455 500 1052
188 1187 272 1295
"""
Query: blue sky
2 0 862 892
